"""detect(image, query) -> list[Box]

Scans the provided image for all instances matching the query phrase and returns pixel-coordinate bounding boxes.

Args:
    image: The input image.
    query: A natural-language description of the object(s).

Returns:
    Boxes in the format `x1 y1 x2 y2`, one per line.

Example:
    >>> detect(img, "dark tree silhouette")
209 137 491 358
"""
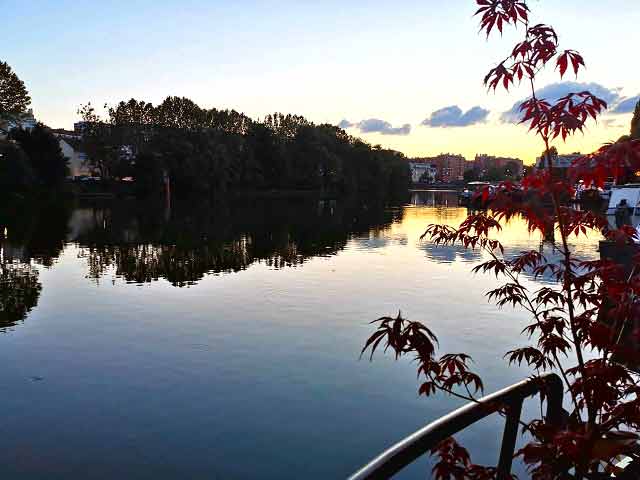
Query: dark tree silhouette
631 100 640 140
76 97 410 198
0 141 35 194
10 124 69 187
0 61 31 117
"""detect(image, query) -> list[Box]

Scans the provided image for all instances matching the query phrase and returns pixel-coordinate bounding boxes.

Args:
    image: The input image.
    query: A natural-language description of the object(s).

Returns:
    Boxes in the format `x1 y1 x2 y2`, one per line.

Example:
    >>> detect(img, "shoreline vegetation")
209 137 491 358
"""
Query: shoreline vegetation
77 98 412 200
1 94 412 204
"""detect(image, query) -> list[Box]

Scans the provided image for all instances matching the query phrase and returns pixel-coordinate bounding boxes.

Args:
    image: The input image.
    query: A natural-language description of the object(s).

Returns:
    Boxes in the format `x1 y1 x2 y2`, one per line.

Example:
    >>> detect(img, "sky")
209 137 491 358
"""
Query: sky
3 0 638 164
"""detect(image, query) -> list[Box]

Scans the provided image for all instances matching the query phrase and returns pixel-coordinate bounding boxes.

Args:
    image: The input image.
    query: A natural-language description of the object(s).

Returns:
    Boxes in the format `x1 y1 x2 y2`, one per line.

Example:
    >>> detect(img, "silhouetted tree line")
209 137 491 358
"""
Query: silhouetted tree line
77 98 410 198
630 100 640 140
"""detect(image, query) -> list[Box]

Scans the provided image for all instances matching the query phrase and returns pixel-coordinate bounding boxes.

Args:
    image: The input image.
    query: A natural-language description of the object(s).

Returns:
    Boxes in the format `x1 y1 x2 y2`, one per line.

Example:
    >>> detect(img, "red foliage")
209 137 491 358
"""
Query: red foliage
570 139 640 187
520 91 607 141
556 50 584 79
362 1 640 478
475 0 529 37
430 437 508 480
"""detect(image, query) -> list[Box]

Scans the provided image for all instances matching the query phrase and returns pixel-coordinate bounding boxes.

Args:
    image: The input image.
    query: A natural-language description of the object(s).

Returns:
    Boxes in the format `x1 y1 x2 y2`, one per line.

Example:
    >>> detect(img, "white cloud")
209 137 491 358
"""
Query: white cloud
501 82 622 123
340 118 411 136
612 95 639 114
421 105 490 127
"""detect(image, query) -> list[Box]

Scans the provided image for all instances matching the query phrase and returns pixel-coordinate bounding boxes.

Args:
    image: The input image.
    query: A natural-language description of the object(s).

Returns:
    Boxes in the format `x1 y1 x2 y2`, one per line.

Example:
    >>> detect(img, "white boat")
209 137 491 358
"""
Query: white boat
601 182 613 202
605 184 640 216
458 181 492 204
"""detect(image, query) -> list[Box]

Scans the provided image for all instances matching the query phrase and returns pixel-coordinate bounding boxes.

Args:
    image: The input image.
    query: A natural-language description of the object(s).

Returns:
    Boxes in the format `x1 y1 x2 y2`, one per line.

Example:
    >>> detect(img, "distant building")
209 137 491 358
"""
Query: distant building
433 154 468 183
411 154 469 183
0 109 37 133
1 109 37 140
74 121 90 134
535 152 582 170
119 145 135 162
474 154 524 177
58 137 92 177
409 162 438 184
51 128 82 140
534 152 582 178
465 160 475 172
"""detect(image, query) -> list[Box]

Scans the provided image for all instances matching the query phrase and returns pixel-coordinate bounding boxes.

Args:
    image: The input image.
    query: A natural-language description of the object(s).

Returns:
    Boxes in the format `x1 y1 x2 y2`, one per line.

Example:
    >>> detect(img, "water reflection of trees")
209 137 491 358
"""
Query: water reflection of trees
0 201 71 328
0 262 41 329
73 197 404 286
0 263 41 328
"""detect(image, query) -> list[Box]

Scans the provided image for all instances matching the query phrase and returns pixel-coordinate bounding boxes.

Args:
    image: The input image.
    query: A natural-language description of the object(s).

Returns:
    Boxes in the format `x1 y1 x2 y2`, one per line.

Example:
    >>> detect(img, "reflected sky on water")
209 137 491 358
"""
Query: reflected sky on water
0 192 603 479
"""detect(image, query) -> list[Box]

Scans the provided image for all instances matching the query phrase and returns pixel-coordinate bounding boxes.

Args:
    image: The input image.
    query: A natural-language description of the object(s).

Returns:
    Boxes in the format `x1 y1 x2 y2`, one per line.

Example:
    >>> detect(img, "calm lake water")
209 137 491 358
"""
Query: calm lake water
0 191 602 479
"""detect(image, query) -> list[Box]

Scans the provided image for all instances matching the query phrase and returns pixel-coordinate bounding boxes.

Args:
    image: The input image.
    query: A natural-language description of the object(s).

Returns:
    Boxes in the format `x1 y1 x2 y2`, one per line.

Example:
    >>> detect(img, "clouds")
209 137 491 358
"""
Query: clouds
602 118 626 129
358 118 411 135
339 83 636 137
421 105 490 127
500 82 629 123
339 106 489 136
612 95 640 114
339 118 411 135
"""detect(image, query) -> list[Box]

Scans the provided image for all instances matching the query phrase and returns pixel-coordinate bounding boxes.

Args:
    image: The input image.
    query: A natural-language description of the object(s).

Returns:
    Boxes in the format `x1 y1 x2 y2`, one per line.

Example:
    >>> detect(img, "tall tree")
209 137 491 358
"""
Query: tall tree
77 103 119 178
108 98 156 154
155 97 205 130
0 141 35 194
10 124 69 187
0 61 31 117
631 99 640 139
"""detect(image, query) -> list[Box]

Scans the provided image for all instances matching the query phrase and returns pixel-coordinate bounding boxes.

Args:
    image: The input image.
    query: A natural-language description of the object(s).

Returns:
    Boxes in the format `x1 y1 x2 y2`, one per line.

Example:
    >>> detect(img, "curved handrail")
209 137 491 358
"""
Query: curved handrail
349 373 564 480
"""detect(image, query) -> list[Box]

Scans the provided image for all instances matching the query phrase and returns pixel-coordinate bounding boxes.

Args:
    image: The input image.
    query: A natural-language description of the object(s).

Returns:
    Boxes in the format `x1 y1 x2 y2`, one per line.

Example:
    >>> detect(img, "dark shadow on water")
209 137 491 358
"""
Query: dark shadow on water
0 195 404 327
70 196 405 286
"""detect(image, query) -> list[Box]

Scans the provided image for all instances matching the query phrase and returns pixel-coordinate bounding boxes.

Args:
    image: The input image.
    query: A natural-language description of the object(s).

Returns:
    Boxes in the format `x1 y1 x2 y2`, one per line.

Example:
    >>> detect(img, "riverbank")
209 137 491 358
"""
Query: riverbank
67 180 411 202
410 183 463 191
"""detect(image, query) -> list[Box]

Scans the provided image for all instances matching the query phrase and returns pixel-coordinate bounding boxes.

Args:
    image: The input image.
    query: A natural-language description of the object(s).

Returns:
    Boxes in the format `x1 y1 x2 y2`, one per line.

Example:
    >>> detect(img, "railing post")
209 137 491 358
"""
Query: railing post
496 400 523 480
544 373 565 428
348 373 564 480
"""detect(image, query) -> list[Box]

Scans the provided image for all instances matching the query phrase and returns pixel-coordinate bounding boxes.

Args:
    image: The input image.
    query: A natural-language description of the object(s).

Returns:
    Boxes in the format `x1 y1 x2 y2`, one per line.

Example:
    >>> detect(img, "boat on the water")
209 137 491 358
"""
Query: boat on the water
458 181 494 207
574 182 608 205
606 184 640 217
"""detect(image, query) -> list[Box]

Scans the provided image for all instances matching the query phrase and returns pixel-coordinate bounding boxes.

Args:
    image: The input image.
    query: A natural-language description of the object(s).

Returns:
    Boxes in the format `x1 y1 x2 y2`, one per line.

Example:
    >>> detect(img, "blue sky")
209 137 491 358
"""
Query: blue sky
4 0 638 162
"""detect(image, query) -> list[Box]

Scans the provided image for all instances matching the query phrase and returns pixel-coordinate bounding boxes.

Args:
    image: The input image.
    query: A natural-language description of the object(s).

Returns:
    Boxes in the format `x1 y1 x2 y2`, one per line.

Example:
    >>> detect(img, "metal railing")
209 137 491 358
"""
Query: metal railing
349 373 564 480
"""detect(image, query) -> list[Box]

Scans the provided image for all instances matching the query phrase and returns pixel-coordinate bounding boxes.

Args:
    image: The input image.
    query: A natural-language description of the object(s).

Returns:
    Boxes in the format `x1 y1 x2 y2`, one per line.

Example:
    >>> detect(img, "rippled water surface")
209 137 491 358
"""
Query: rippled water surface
0 191 602 479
